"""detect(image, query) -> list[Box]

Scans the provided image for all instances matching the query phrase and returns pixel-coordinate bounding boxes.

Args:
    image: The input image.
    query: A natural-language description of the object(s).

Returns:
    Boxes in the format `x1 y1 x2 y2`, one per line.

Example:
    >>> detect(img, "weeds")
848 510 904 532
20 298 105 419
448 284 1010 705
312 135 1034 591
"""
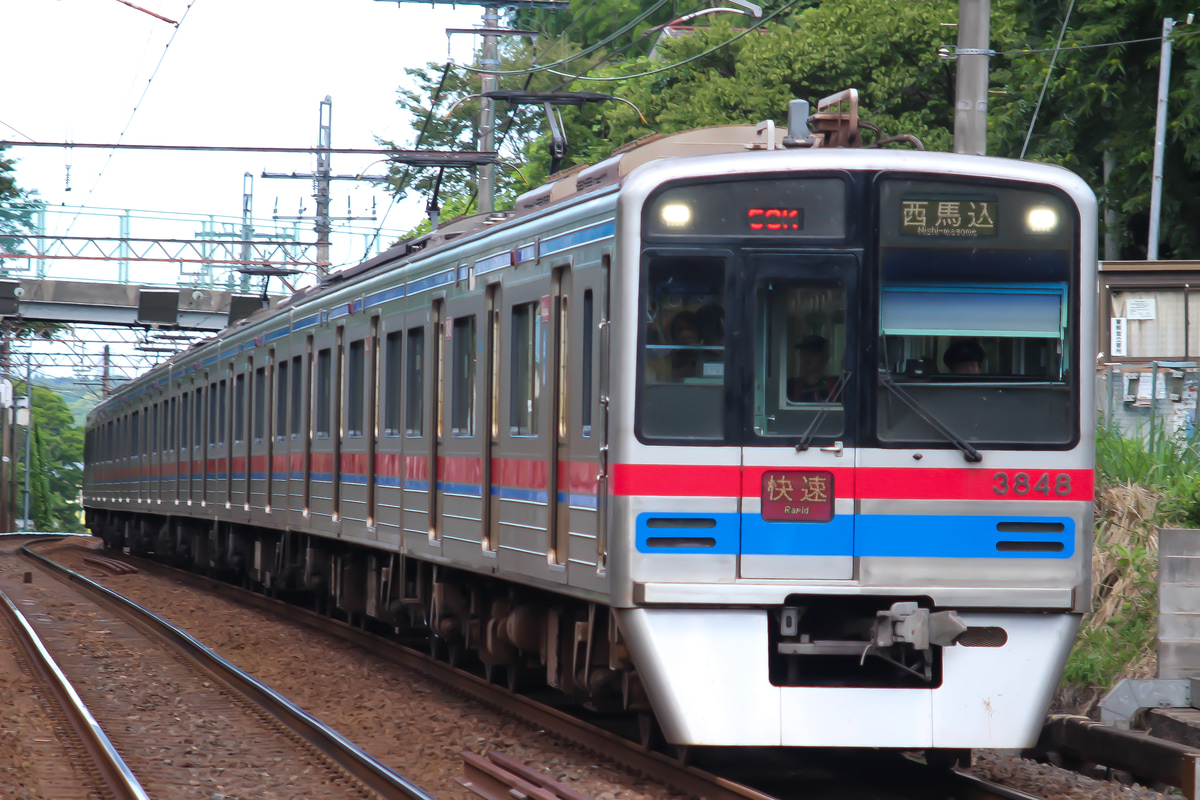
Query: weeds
1065 423 1200 712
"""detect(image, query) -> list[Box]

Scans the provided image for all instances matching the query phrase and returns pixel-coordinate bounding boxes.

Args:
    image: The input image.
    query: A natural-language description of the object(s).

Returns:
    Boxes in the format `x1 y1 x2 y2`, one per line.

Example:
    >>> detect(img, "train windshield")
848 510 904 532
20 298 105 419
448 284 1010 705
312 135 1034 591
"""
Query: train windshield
875 179 1078 446
638 254 728 440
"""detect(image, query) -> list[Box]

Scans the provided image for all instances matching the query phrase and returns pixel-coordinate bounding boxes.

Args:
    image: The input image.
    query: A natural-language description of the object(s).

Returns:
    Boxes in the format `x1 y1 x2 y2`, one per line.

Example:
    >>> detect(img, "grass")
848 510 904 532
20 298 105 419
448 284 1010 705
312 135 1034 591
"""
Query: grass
1061 423 1200 712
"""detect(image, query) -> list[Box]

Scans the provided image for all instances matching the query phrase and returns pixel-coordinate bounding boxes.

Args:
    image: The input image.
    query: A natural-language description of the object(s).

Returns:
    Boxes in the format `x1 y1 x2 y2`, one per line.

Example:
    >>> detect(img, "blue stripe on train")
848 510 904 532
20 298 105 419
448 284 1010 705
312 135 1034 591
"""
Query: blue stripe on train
636 513 1075 558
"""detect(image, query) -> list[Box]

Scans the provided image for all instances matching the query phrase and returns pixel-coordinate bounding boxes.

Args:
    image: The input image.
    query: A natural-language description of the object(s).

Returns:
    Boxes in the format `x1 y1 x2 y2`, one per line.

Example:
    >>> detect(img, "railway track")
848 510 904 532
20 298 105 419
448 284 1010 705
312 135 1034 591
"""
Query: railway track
23 536 1047 800
1 536 437 800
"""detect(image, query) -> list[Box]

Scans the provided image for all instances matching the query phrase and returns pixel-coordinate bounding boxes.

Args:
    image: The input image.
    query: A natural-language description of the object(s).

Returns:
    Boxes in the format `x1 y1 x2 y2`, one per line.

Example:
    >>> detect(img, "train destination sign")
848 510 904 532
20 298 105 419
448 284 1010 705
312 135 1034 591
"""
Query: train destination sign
646 177 847 239
761 470 834 523
900 197 998 238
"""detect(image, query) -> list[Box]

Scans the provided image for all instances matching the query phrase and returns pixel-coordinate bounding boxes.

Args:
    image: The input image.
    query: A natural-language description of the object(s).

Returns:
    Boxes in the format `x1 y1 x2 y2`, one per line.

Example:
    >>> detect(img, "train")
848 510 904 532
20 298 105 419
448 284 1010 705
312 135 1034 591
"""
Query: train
83 90 1097 760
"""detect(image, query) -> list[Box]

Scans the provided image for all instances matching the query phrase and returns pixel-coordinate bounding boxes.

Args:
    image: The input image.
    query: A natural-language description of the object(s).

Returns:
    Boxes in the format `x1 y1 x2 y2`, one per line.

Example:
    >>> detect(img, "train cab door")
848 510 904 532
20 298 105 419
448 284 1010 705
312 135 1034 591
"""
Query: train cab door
739 253 858 581
548 267 571 569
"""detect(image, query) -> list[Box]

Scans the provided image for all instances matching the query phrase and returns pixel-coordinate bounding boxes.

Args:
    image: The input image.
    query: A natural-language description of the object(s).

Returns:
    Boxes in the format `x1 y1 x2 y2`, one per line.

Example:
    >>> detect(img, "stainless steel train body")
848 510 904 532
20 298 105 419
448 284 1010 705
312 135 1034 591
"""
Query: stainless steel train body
83 122 1097 752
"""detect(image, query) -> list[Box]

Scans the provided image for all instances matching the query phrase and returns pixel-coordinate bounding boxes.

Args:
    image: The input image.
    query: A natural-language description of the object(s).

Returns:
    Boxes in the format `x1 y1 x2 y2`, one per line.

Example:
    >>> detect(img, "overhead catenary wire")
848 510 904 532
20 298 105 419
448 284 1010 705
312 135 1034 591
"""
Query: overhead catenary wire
65 0 199 236
470 0 803 83
1019 0 1077 160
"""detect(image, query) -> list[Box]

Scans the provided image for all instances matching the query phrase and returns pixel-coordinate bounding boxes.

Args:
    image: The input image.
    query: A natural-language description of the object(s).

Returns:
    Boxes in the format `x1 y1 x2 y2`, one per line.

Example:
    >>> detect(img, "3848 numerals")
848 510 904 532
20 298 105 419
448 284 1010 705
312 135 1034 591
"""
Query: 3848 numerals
993 472 1072 496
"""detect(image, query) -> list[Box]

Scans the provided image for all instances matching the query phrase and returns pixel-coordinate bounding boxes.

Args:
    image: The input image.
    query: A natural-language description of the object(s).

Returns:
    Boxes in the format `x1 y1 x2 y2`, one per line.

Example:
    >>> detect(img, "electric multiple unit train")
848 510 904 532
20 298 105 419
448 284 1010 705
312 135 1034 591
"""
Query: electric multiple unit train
83 93 1097 757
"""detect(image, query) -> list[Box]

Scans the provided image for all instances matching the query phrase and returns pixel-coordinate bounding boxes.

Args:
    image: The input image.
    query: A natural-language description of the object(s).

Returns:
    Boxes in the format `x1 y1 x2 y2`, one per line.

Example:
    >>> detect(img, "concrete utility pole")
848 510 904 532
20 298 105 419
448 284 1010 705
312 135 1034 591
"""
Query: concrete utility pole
315 96 332 270
21 362 30 532
1148 16 1178 261
953 0 991 155
478 5 499 214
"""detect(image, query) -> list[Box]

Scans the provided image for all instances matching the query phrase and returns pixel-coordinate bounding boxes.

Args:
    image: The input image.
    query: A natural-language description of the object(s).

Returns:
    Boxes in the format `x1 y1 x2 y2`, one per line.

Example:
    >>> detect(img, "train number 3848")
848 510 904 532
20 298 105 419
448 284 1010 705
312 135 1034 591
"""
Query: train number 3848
992 472 1072 496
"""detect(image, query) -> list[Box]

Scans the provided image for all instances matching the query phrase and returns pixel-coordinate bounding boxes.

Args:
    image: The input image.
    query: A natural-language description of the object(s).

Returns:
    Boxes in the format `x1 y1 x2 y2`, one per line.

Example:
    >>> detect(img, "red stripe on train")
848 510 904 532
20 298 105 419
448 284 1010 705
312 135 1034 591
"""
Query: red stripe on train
613 464 1094 501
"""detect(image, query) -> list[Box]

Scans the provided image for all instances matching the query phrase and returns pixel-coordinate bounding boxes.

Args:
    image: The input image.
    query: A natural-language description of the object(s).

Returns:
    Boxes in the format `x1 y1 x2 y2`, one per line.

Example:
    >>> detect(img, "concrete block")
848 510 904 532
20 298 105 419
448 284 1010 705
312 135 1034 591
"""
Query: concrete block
1160 554 1200 585
1160 585 1200 614
1159 529 1200 557
1159 613 1200 640
1158 641 1200 679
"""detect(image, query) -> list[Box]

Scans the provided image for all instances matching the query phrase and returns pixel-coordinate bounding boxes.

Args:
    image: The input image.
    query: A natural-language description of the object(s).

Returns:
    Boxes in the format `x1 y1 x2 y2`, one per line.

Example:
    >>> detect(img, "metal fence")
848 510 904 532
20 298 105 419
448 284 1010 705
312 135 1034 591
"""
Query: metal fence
1097 361 1200 443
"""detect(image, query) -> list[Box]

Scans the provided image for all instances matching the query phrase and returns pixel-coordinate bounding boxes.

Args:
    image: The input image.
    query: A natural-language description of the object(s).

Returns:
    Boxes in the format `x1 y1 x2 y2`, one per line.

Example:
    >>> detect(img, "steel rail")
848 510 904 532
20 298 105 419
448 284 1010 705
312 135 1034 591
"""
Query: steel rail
21 540 437 800
0 587 150 800
76 546 1055 800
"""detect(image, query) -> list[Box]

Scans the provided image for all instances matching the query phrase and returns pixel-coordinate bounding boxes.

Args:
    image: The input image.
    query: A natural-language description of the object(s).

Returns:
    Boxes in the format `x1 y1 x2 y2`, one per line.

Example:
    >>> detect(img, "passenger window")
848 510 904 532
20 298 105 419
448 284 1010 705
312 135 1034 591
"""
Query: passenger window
638 256 726 440
315 348 332 437
511 302 538 436
451 316 476 436
348 339 365 437
752 281 847 438
275 360 288 440
406 328 424 437
384 331 403 436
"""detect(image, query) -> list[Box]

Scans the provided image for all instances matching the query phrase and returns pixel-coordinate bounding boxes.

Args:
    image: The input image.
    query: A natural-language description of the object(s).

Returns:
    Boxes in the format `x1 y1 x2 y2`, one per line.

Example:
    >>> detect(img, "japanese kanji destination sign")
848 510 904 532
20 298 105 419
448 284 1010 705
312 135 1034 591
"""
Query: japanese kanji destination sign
761 470 834 523
900 197 998 238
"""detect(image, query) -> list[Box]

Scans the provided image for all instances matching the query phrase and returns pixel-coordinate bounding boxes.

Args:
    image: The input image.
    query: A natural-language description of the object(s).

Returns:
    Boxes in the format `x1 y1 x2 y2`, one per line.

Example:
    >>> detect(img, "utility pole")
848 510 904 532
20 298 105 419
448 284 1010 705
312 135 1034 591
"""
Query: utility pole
479 5 499 213
21 361 30 532
316 96 332 269
376 0 566 214
240 173 254 291
953 0 991 155
1148 16 1180 260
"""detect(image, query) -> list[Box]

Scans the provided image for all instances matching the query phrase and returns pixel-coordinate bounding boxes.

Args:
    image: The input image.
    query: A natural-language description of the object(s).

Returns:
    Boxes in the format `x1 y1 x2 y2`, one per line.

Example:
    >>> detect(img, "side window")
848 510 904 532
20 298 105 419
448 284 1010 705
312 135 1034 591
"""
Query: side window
253 366 267 441
275 360 288 440
234 373 246 444
406 328 424 437
511 302 538 436
582 289 593 437
315 347 332 437
451 316 476 436
217 378 227 445
132 410 140 455
384 331 403 436
181 393 190 450
290 355 303 436
348 339 365 437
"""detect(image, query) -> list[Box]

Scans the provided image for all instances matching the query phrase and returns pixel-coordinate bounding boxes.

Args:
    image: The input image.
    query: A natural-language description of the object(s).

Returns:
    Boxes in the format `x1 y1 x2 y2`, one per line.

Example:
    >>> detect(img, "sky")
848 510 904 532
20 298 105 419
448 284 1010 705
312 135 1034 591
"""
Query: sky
2 0 485 277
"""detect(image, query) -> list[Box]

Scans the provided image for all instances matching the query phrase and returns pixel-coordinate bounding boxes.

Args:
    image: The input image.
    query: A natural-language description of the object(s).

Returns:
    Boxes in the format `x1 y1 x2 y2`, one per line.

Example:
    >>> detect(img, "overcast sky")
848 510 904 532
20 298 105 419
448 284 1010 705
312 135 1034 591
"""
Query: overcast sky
2 0 483 274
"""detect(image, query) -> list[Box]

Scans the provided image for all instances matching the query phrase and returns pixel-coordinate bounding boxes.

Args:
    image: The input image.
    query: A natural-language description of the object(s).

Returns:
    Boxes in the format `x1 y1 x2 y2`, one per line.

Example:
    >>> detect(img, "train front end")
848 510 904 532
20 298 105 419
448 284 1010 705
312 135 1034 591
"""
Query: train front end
608 148 1096 750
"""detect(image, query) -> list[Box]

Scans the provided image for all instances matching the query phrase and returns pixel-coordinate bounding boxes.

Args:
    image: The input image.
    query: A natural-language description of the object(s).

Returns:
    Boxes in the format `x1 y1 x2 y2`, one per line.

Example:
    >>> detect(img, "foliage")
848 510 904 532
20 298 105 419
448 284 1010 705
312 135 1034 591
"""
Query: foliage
13 382 85 532
1066 424 1200 708
990 0 1200 258
388 0 986 225
0 145 43 273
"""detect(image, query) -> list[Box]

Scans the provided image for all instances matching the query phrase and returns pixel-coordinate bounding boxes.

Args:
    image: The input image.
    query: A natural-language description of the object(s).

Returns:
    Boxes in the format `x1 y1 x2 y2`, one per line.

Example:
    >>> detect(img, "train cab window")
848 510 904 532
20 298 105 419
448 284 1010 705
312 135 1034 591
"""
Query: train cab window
511 302 538 436
451 316 476 437
348 339 365 437
638 255 727 441
384 331 403 436
406 328 424 437
752 282 847 439
316 348 332 438
876 179 1077 446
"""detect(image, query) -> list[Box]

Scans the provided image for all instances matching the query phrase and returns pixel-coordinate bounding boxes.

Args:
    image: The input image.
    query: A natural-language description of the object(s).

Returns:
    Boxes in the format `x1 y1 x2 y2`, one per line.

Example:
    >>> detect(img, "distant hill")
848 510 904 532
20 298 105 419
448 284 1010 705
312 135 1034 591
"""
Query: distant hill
39 376 108 428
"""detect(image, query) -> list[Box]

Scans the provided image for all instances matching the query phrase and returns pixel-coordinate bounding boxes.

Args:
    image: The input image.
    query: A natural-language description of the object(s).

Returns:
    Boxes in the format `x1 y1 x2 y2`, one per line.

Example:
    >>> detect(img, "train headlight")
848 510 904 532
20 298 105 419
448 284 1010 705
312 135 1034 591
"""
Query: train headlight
660 202 692 228
1025 206 1059 234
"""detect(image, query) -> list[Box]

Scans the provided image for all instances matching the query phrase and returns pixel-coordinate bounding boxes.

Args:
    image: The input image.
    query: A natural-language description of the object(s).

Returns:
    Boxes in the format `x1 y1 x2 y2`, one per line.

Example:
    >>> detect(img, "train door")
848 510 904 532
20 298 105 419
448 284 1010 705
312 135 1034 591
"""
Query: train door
430 299 445 541
740 253 858 580
549 267 571 566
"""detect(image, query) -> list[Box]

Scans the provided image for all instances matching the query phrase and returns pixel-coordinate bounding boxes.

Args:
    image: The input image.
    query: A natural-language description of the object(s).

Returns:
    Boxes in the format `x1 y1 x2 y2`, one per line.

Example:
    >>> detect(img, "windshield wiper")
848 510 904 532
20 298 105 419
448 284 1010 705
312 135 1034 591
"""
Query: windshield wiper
795 371 851 452
877 370 982 463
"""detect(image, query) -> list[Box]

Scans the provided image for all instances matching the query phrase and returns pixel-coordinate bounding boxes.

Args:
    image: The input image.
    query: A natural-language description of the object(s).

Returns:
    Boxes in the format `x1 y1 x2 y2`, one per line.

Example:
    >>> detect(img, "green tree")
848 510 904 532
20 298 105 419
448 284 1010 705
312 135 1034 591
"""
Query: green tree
14 382 85 532
989 0 1200 258
0 145 43 273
